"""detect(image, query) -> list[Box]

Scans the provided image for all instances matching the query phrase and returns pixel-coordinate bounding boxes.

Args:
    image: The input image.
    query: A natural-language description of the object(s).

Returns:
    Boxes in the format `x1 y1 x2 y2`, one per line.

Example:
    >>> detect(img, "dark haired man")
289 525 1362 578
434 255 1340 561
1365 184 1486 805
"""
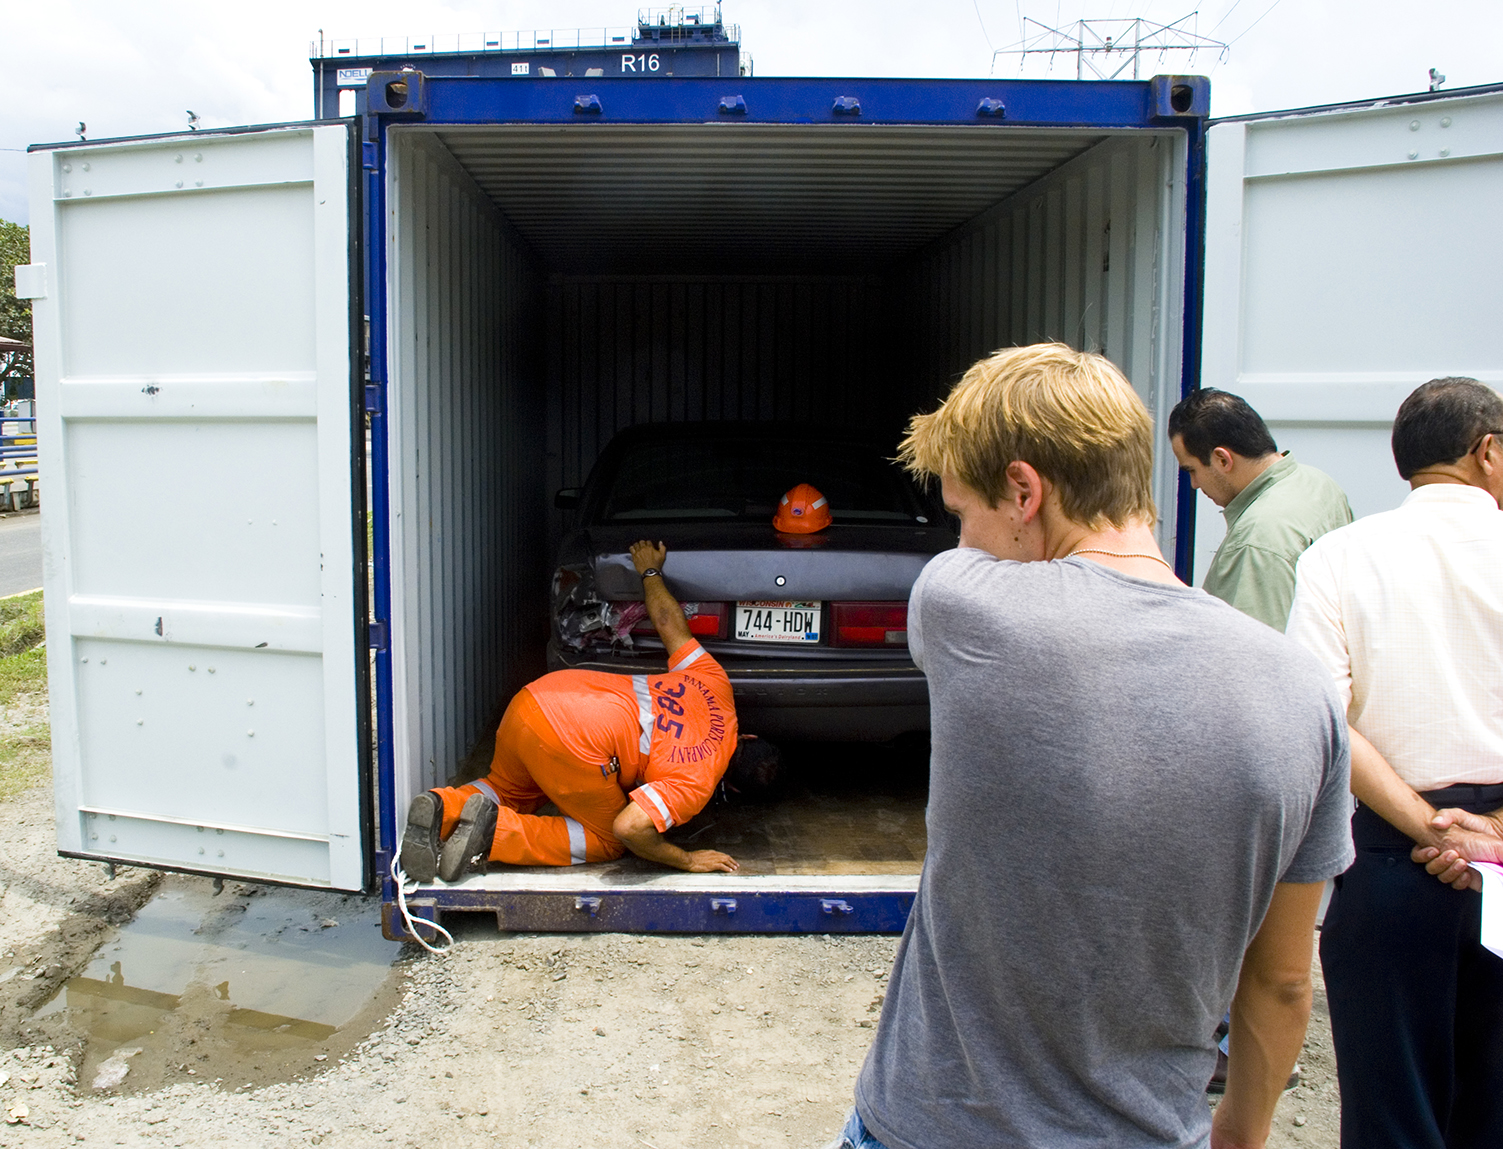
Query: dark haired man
400 540 779 881
1170 391 1353 1093
1288 377 1503 1148
1169 389 1351 630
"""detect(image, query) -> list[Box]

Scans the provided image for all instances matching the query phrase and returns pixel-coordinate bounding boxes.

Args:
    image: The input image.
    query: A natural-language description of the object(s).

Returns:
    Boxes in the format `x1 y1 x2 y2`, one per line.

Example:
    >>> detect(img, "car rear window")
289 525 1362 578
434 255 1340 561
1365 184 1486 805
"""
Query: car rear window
596 436 930 524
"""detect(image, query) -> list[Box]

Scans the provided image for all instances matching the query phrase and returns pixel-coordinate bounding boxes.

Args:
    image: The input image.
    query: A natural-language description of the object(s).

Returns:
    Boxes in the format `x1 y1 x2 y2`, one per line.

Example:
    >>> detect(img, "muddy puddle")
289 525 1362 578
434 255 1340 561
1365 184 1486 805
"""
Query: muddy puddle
35 875 403 1094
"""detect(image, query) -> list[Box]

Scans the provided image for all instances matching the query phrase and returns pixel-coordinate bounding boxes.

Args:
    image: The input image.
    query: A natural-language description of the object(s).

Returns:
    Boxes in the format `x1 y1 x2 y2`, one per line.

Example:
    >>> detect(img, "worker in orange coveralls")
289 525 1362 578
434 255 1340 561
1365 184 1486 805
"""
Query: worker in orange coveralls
399 540 780 883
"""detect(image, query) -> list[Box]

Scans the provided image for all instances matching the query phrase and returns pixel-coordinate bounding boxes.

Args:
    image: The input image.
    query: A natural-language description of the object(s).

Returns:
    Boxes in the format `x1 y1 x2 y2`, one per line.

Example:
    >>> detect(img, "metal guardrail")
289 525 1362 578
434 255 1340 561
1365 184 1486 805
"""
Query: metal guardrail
313 29 637 58
310 18 737 59
638 6 726 30
0 416 35 447
0 417 38 510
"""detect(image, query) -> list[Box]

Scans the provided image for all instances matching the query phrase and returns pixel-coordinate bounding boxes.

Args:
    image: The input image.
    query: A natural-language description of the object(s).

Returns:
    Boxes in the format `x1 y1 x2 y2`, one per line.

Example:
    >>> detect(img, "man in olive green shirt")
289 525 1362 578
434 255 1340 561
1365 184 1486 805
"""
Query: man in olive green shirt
1169 389 1352 631
1168 388 1352 1096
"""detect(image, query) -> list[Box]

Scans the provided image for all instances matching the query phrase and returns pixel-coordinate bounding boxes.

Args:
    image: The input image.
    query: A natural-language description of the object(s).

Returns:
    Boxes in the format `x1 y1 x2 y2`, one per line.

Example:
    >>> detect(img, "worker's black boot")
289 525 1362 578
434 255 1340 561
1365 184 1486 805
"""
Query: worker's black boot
399 791 443 883
438 793 498 883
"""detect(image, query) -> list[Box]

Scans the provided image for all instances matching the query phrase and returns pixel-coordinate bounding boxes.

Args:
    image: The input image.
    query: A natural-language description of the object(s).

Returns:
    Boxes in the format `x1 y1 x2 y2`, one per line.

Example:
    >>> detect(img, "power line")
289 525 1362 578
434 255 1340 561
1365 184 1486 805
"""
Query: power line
973 0 995 50
1227 0 1282 46
1208 0 1247 35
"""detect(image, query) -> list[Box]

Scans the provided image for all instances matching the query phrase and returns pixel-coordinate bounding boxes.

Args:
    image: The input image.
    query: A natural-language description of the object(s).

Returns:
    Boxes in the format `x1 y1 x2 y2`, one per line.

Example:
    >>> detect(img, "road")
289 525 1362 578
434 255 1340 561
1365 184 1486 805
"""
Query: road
0 510 42 597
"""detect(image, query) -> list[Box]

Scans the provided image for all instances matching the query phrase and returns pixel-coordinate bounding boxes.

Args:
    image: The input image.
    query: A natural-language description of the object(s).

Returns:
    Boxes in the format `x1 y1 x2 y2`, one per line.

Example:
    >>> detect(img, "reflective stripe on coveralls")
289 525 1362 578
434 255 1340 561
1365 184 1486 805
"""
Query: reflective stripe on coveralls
632 674 653 754
676 645 705 668
469 778 500 806
565 817 589 865
635 782 675 830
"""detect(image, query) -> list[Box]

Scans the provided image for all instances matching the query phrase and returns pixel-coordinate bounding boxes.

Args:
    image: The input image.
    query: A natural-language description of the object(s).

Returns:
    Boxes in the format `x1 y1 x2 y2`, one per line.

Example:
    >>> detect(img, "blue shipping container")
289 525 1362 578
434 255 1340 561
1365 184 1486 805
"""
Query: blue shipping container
22 72 1501 937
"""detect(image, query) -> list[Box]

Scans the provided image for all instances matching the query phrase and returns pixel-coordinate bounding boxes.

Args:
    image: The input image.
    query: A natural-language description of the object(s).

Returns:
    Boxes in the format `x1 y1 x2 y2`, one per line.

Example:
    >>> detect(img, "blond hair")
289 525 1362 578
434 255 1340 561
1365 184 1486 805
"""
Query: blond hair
898 343 1156 529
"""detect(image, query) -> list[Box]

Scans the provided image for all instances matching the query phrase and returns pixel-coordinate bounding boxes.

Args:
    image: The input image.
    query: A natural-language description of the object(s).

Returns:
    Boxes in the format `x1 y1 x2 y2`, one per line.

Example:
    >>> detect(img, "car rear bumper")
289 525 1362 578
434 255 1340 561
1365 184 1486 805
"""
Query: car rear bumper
729 665 930 741
546 644 930 741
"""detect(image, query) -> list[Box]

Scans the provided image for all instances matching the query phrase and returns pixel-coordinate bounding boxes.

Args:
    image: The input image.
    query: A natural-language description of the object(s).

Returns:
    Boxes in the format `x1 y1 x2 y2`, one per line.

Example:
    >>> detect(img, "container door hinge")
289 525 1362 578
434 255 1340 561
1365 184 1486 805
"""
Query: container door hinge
710 897 737 915
362 142 378 171
821 899 854 916
369 620 389 651
575 896 602 917
364 383 383 413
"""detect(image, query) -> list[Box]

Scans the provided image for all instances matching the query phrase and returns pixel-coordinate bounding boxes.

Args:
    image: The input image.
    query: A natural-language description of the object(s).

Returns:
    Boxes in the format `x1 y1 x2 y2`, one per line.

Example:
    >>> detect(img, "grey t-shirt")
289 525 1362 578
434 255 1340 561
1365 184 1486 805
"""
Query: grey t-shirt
856 549 1353 1149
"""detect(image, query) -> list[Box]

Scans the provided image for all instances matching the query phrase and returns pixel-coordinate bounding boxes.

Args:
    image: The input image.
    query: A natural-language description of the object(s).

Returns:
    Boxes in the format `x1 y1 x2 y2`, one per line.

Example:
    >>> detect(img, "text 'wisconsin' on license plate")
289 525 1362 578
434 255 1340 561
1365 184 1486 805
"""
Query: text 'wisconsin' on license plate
735 601 822 643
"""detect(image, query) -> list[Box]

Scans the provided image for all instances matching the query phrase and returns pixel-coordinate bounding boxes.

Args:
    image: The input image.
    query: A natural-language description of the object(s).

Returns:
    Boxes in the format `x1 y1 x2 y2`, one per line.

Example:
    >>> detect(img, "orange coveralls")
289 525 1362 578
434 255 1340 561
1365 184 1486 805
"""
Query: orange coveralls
429 640 738 866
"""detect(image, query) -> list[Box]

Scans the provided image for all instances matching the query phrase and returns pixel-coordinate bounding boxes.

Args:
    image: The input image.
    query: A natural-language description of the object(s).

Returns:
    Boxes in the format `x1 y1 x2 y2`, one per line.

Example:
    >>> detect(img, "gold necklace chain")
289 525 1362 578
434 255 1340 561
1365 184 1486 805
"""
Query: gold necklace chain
1065 547 1175 571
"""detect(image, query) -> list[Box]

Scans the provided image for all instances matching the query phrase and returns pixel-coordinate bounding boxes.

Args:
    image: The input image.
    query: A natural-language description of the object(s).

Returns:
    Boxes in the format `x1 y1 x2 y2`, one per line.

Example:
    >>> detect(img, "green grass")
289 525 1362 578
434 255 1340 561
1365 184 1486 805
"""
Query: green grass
0 589 45 658
0 590 49 801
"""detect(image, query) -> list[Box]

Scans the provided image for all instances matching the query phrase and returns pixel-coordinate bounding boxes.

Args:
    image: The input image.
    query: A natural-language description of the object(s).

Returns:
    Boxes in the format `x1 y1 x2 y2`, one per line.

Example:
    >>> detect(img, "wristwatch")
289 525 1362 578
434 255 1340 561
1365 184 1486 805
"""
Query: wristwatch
639 567 662 580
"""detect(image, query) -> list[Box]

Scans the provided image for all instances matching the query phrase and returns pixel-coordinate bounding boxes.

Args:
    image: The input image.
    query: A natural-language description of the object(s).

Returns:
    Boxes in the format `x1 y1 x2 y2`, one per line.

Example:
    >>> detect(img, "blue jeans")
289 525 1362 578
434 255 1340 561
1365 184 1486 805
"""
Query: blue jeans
830 1108 892 1149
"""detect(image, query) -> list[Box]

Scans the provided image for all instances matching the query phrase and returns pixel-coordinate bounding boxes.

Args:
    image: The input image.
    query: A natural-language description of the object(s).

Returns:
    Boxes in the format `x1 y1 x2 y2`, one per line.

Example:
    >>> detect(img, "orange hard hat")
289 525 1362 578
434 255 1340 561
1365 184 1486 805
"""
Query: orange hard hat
773 483 832 534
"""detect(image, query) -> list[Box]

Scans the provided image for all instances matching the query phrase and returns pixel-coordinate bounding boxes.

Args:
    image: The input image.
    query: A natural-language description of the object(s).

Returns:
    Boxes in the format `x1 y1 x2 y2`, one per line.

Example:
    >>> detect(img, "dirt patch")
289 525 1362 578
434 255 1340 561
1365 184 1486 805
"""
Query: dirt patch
0 784 162 1052
0 783 1339 1146
0 890 1340 1147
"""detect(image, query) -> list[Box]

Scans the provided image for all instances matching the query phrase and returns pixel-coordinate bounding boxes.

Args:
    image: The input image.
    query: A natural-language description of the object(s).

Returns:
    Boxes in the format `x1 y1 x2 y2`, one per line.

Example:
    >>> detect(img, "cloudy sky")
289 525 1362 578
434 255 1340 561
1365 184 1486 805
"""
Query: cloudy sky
2 0 1500 224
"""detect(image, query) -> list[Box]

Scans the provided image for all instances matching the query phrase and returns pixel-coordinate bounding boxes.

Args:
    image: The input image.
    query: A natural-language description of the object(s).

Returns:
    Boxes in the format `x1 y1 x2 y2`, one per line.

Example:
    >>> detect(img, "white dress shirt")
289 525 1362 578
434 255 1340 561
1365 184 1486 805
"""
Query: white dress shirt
1287 482 1503 792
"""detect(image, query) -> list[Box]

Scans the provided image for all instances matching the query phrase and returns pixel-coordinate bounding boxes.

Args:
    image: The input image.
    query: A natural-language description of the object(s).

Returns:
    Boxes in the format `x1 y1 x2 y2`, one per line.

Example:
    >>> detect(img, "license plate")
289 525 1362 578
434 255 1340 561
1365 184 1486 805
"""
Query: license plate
735 601 822 643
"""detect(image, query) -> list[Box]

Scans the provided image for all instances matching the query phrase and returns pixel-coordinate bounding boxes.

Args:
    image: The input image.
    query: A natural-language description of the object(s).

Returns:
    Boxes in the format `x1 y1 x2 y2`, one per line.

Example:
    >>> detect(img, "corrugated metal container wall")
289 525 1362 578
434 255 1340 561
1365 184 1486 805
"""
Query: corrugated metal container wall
386 133 548 799
898 134 1187 548
544 275 893 545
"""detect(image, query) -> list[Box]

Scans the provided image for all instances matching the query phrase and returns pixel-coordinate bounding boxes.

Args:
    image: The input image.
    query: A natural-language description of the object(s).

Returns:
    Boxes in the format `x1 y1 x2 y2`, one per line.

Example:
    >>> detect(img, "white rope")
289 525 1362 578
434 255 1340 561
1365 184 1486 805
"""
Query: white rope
389 855 454 954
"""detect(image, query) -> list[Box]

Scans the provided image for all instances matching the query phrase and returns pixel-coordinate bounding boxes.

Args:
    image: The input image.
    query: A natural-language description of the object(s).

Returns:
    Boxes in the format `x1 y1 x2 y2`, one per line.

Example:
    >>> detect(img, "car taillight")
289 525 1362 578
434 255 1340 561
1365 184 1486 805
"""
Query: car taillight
621 601 728 641
687 604 727 638
830 602 908 648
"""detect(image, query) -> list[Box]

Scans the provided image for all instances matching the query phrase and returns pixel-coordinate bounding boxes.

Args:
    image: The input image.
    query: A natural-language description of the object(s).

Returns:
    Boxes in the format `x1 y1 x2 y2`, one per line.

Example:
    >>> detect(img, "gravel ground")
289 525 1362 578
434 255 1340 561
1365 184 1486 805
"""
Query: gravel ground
0 775 1341 1147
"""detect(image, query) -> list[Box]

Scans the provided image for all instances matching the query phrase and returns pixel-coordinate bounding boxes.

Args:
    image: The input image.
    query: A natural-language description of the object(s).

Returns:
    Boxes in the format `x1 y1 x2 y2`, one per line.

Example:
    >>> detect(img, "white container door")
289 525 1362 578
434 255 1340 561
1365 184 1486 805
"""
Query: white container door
22 123 368 890
1196 88 1503 580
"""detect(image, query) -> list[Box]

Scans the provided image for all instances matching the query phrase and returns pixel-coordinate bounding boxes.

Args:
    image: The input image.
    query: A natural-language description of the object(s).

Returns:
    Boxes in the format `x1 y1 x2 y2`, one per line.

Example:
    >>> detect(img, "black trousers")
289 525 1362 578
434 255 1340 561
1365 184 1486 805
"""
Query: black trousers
1320 785 1503 1149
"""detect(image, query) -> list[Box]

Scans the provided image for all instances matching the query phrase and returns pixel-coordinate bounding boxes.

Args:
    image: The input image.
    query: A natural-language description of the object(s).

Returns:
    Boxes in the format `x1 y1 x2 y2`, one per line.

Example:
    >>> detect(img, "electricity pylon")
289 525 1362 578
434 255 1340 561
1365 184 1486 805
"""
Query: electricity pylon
994 15 1228 80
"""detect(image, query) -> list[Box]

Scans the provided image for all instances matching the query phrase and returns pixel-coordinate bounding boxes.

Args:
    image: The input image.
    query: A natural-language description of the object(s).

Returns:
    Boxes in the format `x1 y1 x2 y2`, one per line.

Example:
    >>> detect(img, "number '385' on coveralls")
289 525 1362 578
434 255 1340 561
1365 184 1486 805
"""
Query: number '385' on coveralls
426 640 738 866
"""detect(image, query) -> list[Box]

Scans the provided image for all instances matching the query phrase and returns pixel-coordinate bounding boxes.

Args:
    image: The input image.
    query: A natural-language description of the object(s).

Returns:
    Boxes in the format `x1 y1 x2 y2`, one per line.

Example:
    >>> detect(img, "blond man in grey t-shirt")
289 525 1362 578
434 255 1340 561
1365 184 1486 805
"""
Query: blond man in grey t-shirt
828 344 1353 1149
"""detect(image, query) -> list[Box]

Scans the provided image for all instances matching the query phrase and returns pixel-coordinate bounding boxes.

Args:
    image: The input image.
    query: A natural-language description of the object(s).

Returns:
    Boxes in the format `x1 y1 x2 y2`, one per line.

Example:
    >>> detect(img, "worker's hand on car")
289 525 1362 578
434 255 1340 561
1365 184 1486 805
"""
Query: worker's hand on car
682 849 739 874
630 539 668 575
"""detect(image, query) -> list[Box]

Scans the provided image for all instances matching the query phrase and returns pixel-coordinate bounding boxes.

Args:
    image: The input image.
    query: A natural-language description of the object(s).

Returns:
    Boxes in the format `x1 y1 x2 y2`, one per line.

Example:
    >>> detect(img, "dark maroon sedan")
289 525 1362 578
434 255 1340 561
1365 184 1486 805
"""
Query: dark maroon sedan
547 422 956 741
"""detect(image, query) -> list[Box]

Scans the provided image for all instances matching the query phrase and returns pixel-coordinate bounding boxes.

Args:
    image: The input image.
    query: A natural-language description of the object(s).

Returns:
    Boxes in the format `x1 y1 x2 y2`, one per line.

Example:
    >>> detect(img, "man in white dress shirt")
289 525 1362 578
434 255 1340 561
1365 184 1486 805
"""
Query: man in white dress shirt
1287 376 1503 1149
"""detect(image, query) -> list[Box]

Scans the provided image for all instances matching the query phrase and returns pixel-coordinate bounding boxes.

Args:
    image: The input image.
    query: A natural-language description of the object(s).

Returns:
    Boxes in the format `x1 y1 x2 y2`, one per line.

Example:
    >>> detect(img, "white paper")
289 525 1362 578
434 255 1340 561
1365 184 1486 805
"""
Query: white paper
1475 861 1503 960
